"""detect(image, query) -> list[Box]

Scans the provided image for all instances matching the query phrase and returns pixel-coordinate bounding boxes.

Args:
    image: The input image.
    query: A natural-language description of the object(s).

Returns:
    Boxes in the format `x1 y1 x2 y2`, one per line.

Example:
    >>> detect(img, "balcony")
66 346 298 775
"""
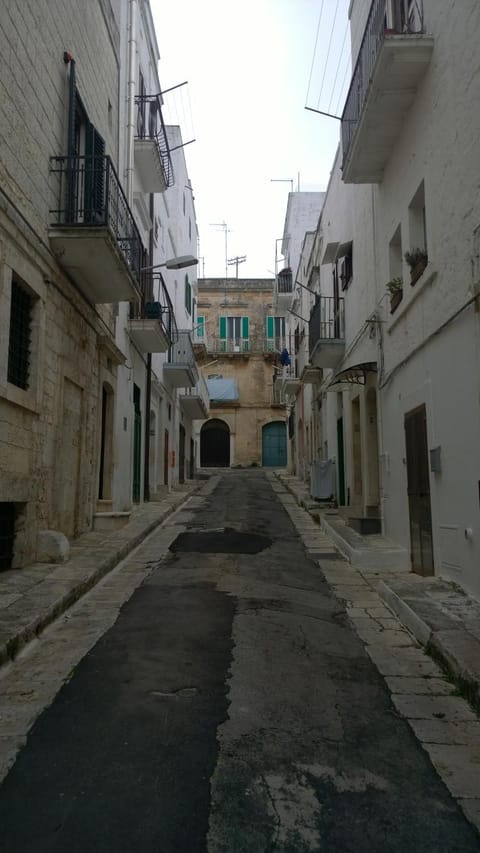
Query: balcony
301 364 323 384
49 155 143 303
128 277 175 353
274 267 293 310
341 0 433 183
134 94 174 193
309 296 345 368
280 364 300 397
163 330 198 388
206 336 292 357
192 326 208 359
179 374 210 420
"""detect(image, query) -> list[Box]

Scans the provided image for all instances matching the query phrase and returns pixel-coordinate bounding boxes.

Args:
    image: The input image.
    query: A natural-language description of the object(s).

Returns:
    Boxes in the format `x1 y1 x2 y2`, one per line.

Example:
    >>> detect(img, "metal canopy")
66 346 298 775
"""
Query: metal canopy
328 362 377 388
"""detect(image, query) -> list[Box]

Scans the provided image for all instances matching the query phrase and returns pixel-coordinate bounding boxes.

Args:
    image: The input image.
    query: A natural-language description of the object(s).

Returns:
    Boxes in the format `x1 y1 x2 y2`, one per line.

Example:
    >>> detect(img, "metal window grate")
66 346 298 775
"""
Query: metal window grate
8 277 33 390
0 503 15 570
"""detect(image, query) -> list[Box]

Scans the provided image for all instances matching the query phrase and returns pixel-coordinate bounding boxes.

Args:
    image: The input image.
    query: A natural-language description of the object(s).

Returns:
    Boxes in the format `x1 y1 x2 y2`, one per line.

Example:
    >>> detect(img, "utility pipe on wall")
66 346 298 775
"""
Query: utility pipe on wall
126 0 138 203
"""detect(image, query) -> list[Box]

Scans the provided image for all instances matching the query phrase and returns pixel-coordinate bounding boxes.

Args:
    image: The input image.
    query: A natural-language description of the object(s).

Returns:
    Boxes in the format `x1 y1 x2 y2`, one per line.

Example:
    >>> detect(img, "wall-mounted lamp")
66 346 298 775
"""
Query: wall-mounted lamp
141 254 198 273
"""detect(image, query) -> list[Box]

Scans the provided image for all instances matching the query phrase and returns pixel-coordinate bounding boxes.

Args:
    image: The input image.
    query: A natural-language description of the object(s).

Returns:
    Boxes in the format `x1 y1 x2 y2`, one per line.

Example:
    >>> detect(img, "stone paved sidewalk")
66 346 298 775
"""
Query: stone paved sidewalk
274 470 480 711
0 479 209 667
269 472 480 834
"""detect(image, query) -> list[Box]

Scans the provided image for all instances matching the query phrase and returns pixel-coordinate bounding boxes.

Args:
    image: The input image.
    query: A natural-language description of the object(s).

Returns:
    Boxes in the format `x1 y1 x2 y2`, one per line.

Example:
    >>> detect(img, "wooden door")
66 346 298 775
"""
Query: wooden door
404 405 434 575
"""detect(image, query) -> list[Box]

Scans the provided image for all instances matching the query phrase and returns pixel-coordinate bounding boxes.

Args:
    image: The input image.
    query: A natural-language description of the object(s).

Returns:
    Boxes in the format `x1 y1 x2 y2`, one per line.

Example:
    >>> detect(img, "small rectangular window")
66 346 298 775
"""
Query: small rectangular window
8 275 33 390
184 275 192 315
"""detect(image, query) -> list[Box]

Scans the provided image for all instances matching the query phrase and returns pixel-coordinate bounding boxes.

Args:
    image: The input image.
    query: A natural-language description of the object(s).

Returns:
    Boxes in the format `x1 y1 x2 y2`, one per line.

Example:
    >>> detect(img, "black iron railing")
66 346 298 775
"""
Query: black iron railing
130 270 178 343
277 268 293 294
135 94 174 189
309 296 345 357
50 154 144 287
168 329 196 367
341 0 425 169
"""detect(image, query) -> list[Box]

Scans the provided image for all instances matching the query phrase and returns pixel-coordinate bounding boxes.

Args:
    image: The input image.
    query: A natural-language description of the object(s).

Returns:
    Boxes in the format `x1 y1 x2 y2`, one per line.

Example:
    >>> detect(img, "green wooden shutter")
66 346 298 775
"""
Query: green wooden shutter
242 316 249 351
266 316 274 351
219 316 226 351
197 316 205 338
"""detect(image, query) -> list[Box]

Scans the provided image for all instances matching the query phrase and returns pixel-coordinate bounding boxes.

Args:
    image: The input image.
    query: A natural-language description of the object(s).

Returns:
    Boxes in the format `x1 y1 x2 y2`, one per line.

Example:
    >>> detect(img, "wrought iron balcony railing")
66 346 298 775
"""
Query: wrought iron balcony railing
135 94 174 189
50 154 143 287
309 296 345 357
168 329 196 368
341 0 425 171
207 335 293 355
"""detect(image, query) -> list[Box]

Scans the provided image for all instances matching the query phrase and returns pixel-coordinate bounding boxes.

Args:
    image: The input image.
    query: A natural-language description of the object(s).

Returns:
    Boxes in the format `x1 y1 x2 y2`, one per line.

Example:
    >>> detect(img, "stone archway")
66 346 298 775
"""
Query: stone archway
200 419 230 467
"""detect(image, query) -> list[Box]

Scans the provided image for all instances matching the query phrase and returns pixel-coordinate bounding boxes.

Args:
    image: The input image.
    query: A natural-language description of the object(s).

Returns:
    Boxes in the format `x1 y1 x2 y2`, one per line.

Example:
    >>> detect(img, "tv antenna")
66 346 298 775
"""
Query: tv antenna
210 221 231 282
227 255 246 278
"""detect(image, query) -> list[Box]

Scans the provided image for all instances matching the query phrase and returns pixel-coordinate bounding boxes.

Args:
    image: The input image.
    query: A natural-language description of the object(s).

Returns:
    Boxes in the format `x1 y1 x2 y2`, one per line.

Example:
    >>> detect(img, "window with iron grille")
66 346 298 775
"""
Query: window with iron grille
8 275 33 390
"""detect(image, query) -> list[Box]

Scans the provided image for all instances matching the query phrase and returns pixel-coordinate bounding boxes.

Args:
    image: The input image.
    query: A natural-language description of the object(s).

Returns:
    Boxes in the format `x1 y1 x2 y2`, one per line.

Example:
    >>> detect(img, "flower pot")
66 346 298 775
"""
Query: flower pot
390 289 403 313
410 259 427 286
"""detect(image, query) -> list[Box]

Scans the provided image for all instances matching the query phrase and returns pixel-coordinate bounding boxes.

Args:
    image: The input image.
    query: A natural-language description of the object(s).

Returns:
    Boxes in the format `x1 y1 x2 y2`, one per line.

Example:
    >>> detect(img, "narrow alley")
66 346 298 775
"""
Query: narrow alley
0 471 478 852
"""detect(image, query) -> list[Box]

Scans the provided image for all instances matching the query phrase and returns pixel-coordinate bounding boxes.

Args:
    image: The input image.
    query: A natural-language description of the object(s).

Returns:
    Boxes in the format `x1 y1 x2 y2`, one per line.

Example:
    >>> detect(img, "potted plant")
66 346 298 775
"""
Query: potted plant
386 277 403 313
404 248 428 285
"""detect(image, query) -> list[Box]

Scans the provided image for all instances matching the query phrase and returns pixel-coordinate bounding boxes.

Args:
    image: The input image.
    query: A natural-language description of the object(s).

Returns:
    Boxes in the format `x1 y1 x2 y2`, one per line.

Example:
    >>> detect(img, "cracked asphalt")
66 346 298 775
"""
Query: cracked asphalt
0 470 478 852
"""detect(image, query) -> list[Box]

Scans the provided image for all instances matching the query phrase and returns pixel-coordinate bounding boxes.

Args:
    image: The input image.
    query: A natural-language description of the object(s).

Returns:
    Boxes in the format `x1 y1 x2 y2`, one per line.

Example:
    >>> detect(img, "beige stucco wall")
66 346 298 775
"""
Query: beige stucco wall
197 279 288 467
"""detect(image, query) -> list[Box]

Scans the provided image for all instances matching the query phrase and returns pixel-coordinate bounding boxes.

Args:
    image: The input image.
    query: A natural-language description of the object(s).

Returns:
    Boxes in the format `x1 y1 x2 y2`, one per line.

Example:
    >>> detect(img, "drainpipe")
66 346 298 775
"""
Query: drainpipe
126 0 138 203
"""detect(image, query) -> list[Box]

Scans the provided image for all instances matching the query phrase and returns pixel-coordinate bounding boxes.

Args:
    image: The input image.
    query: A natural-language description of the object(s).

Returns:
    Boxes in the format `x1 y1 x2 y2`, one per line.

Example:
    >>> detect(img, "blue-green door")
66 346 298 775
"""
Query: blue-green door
262 421 287 467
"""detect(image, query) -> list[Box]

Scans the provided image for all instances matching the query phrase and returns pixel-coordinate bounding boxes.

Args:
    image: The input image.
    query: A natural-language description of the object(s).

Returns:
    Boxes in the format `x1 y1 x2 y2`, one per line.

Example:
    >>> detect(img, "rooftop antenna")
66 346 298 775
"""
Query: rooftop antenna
270 178 294 193
210 221 231 300
227 255 246 278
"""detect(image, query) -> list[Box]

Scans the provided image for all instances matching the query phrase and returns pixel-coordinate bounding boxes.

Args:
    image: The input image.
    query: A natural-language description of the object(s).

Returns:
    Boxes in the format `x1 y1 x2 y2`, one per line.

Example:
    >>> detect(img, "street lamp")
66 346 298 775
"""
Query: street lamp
141 254 198 272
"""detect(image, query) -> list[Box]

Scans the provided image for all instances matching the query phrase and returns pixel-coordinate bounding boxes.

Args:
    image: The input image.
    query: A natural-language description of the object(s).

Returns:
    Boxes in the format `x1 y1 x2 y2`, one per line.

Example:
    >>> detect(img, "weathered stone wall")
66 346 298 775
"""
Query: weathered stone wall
197 279 288 466
0 0 121 564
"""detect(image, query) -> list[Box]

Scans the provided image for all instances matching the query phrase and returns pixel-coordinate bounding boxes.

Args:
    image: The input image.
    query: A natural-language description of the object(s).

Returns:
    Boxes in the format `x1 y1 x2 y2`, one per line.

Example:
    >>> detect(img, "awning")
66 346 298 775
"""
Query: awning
206 377 239 402
328 362 377 388
321 240 352 265
321 242 339 265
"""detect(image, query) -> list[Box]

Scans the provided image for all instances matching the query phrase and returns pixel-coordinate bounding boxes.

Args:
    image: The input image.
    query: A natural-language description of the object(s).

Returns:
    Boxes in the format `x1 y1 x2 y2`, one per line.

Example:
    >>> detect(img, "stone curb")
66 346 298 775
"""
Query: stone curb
0 484 203 668
377 582 480 715
377 580 433 646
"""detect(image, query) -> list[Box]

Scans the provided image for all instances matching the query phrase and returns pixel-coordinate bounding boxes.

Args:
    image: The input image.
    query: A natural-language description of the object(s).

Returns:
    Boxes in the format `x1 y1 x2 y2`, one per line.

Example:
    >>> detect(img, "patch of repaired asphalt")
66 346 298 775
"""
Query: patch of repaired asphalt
169 527 272 554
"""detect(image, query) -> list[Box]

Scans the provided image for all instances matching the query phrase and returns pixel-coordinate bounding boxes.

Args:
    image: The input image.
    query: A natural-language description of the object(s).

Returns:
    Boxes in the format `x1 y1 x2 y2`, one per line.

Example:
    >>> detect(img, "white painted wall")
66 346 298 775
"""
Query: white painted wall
308 0 480 597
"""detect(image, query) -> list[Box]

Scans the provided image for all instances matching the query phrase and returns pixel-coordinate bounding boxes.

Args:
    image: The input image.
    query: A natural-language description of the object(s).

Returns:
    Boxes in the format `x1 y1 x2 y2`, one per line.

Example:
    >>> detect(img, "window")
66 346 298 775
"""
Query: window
408 181 427 254
8 275 34 390
196 315 205 338
389 225 403 280
184 274 192 315
219 316 249 352
266 316 285 351
339 242 353 290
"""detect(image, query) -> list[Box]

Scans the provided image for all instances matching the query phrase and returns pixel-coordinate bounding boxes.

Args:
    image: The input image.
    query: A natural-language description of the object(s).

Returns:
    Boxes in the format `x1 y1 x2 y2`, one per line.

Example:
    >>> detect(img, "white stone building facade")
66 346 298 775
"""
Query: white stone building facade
289 0 480 599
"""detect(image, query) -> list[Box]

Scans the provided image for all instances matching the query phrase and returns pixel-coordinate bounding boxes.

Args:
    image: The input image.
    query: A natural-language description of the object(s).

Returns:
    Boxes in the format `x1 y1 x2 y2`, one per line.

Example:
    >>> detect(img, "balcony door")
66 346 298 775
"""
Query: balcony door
404 405 434 575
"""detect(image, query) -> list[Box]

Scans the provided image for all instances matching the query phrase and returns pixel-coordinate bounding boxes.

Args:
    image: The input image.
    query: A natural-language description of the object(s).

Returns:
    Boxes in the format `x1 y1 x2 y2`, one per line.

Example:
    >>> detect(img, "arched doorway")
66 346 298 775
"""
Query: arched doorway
262 421 287 467
200 419 230 467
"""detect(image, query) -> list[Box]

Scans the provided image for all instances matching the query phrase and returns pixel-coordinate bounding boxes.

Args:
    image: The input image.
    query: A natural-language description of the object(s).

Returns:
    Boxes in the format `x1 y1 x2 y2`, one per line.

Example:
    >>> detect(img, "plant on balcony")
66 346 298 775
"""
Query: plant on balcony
404 248 428 286
386 277 403 314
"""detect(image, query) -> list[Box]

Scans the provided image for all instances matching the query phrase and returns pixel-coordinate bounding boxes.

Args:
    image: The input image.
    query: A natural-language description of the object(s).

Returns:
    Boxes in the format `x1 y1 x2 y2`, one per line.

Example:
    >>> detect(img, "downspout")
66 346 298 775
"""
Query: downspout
126 0 138 203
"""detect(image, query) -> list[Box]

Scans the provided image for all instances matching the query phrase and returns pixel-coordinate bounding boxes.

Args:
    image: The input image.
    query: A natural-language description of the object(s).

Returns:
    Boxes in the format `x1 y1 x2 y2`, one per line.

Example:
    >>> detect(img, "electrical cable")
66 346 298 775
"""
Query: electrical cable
317 0 341 111
327 21 349 114
305 0 324 106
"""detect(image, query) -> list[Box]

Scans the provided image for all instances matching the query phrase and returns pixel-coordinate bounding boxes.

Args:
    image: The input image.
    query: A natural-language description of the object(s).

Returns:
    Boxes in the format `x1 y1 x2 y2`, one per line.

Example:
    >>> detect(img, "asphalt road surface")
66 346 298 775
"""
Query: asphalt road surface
0 471 478 852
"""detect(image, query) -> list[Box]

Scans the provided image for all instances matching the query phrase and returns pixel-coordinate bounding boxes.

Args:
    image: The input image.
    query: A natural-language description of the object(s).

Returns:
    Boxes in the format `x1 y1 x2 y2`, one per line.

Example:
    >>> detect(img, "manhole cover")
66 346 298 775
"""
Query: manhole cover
169 526 272 554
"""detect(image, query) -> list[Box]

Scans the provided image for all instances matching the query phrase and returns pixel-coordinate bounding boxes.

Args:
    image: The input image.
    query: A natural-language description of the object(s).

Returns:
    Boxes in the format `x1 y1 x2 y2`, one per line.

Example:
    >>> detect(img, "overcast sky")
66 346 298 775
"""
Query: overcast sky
151 0 350 278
